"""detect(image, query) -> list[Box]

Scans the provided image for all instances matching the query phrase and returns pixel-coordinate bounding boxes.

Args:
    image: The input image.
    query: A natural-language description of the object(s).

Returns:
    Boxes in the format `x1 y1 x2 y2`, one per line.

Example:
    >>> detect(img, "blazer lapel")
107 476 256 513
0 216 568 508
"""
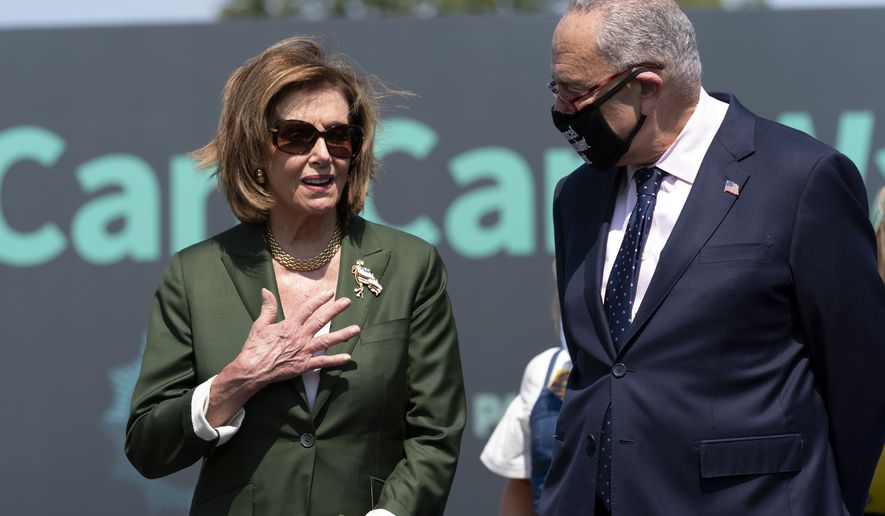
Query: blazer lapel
312 217 390 419
219 224 282 322
220 223 316 411
618 95 756 355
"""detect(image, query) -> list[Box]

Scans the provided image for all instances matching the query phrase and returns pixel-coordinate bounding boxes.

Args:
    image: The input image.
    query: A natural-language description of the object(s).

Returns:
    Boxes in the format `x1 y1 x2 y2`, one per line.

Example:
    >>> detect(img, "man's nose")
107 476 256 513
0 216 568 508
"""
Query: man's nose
553 95 576 114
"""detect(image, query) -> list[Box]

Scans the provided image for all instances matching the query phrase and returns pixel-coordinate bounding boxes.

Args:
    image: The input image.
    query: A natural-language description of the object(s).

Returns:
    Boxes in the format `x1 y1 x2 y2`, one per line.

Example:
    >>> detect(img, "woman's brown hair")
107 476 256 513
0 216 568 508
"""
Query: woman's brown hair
192 36 380 224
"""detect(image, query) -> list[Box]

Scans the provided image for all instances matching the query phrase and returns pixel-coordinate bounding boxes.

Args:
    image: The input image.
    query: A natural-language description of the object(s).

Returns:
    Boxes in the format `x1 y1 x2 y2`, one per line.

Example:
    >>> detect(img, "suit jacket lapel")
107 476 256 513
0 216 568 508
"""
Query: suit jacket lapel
219 224 282 322
312 217 390 419
582 168 622 360
217 220 391 417
618 95 756 355
217 223 312 407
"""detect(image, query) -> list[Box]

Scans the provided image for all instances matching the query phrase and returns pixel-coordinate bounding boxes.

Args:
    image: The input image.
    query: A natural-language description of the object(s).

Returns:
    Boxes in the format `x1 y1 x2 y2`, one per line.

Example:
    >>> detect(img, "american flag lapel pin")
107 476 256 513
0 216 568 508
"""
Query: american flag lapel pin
724 179 741 196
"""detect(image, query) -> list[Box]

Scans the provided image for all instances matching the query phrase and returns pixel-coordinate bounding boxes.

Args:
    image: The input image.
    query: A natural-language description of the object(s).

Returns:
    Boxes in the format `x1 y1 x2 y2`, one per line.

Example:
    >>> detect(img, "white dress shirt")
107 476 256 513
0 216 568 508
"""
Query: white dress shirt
600 89 729 319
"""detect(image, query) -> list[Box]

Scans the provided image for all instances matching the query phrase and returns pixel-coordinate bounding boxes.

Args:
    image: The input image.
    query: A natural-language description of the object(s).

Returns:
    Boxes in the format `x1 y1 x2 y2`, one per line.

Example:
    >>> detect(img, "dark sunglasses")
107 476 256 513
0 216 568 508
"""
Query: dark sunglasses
269 119 364 159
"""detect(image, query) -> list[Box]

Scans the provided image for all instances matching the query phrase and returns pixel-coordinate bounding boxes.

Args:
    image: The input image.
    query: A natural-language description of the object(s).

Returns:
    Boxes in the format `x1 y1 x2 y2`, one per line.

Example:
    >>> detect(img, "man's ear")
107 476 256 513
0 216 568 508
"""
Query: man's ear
637 71 663 115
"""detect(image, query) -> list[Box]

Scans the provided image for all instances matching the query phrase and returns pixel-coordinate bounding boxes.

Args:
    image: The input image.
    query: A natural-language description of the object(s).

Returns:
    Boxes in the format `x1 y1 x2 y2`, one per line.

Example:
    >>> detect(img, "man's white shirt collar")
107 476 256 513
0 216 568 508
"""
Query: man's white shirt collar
627 88 729 185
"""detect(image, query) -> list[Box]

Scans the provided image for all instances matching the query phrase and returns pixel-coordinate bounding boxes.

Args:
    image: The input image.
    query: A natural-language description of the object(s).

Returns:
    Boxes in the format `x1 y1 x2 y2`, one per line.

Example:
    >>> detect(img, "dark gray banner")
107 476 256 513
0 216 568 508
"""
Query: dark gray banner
1 9 884 515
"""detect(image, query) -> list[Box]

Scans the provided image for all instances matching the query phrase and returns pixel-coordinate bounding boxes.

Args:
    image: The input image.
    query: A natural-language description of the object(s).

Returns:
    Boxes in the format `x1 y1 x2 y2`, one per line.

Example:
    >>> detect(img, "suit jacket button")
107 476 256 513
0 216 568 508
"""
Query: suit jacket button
612 363 627 378
586 434 597 456
300 433 315 448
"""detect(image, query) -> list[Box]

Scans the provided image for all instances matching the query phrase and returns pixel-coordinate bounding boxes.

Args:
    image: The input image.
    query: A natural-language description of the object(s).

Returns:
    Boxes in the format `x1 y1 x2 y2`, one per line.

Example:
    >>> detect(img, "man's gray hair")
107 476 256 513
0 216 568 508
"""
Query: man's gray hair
567 0 702 96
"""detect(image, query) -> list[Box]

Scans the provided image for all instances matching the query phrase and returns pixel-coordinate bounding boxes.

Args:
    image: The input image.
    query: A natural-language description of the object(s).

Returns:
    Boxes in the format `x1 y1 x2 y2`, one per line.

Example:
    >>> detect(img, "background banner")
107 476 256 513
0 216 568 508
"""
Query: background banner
1 9 884 515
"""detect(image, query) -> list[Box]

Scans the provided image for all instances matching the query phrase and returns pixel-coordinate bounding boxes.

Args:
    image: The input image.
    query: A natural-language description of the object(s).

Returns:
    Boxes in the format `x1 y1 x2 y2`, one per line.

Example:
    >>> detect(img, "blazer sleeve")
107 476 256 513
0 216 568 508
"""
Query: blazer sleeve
789 152 885 516
376 245 466 516
124 252 216 478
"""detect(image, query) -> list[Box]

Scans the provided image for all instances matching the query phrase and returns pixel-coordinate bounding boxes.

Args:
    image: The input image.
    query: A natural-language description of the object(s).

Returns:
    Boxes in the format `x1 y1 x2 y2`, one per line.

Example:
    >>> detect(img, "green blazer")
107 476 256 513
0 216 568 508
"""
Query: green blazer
125 217 466 516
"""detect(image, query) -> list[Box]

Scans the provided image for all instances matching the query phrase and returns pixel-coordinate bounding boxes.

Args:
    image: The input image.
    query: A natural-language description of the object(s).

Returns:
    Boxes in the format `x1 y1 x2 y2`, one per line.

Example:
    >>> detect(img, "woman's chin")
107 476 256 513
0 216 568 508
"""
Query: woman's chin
277 199 339 219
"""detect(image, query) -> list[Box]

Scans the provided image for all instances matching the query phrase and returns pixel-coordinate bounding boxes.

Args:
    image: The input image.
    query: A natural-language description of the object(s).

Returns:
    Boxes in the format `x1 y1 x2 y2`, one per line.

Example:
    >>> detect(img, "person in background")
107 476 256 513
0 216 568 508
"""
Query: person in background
870 187 885 514
877 187 885 280
543 1 885 515
125 36 465 516
481 336 572 516
481 274 573 516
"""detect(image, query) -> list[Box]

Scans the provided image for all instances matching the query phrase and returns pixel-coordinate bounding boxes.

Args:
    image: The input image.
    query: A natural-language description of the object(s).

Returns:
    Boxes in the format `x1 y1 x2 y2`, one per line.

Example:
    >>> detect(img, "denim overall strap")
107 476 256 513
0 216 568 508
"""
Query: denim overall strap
529 349 565 511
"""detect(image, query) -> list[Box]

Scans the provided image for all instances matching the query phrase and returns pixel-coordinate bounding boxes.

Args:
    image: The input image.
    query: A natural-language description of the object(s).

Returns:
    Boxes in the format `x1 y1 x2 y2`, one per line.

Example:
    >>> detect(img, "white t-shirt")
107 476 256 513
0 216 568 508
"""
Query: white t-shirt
480 347 573 479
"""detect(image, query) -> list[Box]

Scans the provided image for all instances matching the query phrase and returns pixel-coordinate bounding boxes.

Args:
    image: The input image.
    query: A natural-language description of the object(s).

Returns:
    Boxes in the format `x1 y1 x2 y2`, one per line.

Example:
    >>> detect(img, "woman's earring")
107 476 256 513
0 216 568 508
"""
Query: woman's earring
255 168 266 185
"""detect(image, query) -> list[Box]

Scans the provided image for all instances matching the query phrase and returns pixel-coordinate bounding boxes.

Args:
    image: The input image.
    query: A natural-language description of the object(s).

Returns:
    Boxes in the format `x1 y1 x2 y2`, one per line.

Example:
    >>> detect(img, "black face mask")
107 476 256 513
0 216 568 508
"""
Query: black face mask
551 68 648 171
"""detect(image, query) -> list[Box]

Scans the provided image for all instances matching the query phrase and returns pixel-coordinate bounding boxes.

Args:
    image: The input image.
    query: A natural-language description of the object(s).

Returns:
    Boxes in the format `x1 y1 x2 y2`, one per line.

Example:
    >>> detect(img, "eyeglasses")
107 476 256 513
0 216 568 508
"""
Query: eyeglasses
548 64 662 109
269 119 364 159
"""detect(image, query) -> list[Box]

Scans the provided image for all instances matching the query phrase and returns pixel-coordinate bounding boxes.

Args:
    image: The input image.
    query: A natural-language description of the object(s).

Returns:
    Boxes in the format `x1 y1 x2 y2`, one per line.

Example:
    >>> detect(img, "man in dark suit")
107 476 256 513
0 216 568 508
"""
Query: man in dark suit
540 1 885 515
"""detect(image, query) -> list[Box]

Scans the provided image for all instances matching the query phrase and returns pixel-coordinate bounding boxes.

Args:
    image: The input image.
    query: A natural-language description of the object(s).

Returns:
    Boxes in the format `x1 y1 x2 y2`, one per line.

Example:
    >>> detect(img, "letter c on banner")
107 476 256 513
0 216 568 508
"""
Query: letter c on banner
363 117 441 245
0 126 66 266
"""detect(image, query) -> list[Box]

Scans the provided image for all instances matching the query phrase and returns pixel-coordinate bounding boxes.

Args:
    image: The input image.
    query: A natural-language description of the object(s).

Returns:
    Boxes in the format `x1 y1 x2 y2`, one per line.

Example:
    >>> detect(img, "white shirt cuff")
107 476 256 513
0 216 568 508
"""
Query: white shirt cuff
366 510 395 516
191 375 245 446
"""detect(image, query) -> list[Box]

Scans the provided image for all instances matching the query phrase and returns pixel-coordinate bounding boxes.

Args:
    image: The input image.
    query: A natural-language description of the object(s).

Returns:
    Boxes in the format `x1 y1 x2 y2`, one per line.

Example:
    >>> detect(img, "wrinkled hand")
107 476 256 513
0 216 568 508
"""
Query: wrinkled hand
236 288 359 387
235 289 360 386
206 288 359 427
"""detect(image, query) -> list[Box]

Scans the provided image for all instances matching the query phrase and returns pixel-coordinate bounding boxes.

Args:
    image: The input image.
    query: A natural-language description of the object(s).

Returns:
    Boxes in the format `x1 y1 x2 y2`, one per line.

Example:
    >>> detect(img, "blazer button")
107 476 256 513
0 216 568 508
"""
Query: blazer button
612 363 627 378
299 433 315 448
586 434 597 456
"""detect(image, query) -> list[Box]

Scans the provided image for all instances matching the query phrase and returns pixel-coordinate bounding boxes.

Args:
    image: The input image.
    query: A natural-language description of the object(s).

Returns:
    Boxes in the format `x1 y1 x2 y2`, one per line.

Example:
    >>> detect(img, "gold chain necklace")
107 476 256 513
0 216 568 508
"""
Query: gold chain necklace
265 221 342 272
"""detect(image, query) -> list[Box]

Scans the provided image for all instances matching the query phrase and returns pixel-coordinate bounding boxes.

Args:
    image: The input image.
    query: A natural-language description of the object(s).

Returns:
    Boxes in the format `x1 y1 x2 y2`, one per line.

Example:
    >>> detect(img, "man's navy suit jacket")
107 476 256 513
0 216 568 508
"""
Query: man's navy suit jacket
539 93 885 516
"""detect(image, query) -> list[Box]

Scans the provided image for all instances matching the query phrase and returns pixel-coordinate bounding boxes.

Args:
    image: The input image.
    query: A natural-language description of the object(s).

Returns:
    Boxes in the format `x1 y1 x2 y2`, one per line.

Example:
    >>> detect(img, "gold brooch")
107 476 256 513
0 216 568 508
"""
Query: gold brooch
352 259 383 298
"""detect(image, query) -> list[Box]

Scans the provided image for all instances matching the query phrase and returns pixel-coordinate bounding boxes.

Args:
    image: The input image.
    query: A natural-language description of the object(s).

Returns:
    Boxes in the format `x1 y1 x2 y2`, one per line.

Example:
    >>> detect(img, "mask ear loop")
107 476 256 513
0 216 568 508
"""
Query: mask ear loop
587 67 652 158
585 66 655 110
621 114 647 147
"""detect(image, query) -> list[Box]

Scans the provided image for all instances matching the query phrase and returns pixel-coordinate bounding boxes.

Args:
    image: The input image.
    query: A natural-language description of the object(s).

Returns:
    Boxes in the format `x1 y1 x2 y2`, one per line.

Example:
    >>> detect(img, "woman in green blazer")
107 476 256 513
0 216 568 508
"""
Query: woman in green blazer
125 37 465 516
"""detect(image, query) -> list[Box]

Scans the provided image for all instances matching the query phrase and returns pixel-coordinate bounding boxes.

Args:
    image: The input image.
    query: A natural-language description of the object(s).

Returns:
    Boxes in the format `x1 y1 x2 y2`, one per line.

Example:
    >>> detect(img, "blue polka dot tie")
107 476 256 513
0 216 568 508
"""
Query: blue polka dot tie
597 167 664 512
